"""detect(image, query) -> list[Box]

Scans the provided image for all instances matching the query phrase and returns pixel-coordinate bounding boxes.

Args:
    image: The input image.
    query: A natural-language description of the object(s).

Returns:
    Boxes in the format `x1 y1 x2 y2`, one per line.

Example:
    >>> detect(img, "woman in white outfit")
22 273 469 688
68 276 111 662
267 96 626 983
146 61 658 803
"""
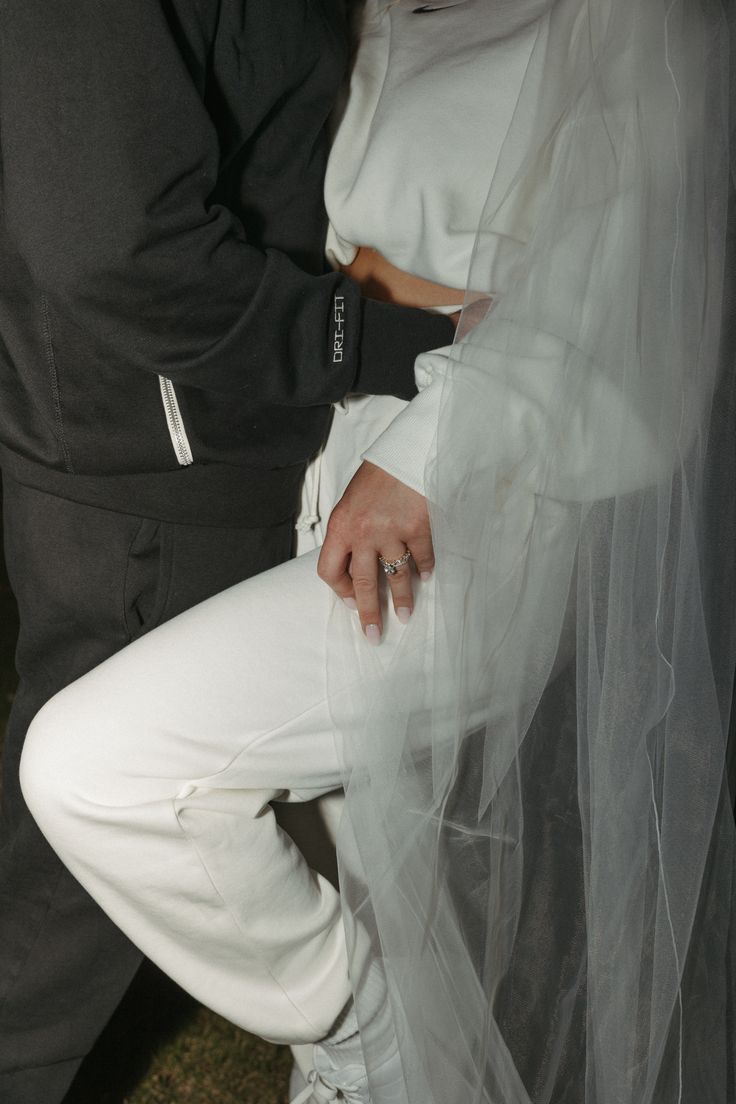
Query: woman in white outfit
19 1 736 1103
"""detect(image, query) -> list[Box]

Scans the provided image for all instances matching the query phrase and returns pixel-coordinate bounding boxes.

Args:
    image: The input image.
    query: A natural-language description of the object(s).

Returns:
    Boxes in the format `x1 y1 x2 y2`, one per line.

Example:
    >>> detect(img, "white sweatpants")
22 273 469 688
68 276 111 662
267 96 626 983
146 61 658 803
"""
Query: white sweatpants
19 394 414 1046
19 389 573 1050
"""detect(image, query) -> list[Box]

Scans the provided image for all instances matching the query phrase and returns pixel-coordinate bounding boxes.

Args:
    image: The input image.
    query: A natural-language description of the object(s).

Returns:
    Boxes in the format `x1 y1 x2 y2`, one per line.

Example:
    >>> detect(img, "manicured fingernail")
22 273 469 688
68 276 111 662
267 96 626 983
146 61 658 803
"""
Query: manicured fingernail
343 597 358 611
397 606 412 625
420 571 433 582
365 624 381 645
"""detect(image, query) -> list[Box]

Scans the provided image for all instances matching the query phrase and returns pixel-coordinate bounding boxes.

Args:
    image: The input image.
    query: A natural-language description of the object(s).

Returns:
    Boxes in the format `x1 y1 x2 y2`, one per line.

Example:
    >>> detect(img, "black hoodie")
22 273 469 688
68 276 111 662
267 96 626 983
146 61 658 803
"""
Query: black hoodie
0 0 452 525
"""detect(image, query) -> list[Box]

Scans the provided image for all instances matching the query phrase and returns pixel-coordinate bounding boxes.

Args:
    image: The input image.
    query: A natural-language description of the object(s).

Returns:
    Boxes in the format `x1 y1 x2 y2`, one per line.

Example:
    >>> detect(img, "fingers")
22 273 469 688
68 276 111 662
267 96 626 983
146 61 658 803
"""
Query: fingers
382 551 414 626
317 462 436 643
318 532 384 641
320 539 435 644
406 531 435 582
350 547 383 643
317 535 354 605
381 532 434 623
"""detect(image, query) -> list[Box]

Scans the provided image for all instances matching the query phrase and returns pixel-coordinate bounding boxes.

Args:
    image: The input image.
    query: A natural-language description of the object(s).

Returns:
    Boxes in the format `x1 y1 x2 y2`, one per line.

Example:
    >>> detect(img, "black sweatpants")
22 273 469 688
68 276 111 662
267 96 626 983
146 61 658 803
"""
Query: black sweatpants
0 473 293 1104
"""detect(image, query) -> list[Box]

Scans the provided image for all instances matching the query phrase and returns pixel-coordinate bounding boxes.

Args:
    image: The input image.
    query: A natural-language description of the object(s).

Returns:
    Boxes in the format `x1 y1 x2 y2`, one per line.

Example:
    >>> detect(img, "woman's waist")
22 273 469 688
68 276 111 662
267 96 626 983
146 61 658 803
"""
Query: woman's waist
333 245 465 314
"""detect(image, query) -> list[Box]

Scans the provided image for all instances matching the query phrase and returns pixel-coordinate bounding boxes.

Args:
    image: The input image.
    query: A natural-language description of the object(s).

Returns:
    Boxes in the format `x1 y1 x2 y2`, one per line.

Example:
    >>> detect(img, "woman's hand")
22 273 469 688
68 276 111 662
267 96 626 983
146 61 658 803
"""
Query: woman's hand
317 461 434 644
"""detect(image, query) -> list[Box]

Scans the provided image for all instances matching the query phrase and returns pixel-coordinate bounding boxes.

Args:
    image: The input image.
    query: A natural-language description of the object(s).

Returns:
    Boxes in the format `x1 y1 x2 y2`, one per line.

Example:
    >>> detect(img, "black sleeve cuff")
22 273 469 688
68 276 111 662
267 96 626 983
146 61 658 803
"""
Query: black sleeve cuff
354 299 456 400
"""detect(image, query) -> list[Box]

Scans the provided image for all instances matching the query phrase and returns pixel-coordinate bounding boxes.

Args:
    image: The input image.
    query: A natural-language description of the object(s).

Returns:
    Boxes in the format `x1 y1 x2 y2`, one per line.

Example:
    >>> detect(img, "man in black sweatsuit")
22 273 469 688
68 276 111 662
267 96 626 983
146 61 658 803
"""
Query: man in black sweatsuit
0 3 454 1100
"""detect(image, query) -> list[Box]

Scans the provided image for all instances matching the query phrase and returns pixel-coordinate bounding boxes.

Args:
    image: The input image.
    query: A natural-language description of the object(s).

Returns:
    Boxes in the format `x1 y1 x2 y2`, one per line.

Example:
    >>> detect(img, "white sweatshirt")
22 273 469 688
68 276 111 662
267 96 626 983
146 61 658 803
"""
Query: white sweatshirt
324 0 662 503
324 0 545 494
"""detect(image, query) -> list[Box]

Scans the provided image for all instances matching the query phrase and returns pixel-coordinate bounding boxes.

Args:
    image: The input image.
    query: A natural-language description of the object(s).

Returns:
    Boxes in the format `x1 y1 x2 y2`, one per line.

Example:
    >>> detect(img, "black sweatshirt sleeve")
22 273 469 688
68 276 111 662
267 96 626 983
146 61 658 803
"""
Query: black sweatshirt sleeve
0 0 451 407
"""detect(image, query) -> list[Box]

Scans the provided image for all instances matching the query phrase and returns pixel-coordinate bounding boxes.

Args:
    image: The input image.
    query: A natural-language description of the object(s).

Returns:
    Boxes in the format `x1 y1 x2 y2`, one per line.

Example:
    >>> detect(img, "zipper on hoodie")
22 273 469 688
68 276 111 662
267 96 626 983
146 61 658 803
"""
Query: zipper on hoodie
158 376 194 466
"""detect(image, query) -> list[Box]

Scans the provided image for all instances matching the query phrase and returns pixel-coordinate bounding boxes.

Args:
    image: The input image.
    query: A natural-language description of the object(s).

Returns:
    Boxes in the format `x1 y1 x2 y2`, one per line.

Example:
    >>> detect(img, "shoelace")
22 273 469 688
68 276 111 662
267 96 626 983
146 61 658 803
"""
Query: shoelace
290 1069 339 1104
293 445 323 535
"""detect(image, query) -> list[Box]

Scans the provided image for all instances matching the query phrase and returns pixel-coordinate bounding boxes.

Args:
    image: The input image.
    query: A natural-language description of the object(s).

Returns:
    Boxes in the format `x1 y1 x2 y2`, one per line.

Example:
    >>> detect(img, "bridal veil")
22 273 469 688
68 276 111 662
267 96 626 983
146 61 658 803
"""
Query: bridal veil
328 0 736 1101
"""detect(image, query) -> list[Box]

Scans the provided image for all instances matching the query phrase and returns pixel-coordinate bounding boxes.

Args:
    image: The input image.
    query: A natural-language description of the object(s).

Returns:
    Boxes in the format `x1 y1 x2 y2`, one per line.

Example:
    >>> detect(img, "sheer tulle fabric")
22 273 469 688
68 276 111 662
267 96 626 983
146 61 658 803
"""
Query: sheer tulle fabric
328 1 735 1101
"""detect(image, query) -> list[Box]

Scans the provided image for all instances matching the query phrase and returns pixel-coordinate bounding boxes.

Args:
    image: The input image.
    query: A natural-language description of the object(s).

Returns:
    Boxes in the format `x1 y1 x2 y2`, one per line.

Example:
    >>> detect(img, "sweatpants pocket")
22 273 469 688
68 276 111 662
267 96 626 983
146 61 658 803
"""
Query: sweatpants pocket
123 520 171 640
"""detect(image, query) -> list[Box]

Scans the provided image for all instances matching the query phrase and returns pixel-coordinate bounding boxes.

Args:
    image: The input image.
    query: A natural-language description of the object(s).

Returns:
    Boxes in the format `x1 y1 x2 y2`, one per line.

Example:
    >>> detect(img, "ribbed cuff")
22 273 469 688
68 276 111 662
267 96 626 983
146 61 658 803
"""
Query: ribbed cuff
354 299 455 400
362 373 445 496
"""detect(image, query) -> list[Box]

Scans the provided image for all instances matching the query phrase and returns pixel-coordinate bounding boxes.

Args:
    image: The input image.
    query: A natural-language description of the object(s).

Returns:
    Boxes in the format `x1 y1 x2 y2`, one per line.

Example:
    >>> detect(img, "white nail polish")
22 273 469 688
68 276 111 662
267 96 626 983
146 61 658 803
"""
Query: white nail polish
397 607 411 625
420 571 433 582
343 597 358 611
365 624 381 645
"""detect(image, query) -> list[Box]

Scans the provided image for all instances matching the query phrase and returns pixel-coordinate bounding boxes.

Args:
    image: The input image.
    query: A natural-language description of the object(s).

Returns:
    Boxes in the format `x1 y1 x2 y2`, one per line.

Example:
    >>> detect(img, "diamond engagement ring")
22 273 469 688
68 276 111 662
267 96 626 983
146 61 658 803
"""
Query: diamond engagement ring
378 550 412 576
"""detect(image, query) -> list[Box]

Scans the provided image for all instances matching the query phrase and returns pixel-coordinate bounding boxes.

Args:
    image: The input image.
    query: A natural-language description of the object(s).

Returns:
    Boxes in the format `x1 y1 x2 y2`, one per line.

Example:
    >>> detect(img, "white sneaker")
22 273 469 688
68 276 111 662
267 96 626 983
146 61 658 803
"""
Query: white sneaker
289 1043 371 1104
289 1069 339 1104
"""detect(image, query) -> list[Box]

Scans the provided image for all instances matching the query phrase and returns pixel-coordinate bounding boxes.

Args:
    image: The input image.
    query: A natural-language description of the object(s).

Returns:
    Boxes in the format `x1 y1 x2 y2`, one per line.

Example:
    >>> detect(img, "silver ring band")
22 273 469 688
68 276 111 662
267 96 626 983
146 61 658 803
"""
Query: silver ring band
378 550 412 576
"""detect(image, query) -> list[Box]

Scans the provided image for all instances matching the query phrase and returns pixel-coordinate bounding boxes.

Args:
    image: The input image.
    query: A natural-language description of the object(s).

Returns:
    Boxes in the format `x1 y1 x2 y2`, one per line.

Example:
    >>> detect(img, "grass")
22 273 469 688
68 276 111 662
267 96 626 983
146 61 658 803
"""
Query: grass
62 961 292 1104
63 962 292 1104
120 1012 291 1104
0 526 293 1104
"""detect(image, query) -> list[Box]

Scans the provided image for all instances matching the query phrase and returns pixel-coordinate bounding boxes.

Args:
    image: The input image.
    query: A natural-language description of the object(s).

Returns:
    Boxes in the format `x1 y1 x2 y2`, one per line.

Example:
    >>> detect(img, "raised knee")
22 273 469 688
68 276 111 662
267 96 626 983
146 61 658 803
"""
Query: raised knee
20 689 101 839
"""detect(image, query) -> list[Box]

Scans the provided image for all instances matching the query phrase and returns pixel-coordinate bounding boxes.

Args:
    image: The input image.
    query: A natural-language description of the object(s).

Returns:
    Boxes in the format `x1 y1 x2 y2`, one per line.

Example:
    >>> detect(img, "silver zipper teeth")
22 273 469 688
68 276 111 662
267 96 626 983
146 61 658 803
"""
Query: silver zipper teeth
158 376 194 466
